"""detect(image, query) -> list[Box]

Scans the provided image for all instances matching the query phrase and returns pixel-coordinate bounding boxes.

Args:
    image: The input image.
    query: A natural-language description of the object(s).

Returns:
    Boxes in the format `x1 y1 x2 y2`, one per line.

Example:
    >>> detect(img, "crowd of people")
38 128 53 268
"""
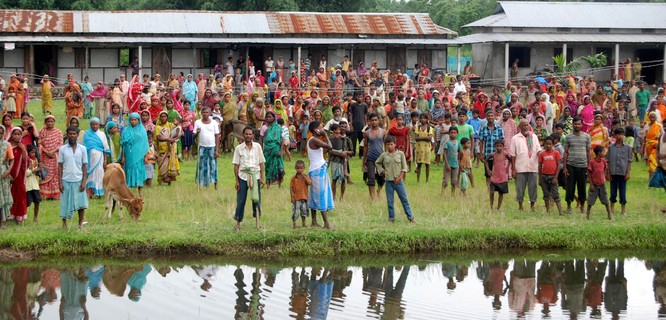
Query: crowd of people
0 52 665 229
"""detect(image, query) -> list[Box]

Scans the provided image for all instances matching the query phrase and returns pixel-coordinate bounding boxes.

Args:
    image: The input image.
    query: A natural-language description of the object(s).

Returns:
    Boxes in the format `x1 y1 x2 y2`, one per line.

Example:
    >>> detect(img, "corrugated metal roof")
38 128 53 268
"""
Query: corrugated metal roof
465 1 666 29
0 35 457 45
451 32 666 44
0 9 455 36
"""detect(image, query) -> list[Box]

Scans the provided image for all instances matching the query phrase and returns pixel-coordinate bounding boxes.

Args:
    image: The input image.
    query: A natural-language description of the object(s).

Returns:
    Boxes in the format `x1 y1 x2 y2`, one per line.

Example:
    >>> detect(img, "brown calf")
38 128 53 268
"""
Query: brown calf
102 163 143 221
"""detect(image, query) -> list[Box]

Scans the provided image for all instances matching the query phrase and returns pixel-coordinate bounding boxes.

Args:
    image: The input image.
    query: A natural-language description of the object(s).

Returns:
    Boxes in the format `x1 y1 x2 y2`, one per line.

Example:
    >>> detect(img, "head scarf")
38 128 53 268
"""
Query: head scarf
105 121 117 138
502 108 512 117
157 111 169 125
83 118 108 166
120 113 149 166
69 116 81 127
87 82 108 102
43 115 56 124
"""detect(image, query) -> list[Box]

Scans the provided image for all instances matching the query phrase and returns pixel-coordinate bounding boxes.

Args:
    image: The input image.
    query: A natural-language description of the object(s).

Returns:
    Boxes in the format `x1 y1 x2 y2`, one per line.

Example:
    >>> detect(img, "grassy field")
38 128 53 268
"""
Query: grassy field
0 100 665 259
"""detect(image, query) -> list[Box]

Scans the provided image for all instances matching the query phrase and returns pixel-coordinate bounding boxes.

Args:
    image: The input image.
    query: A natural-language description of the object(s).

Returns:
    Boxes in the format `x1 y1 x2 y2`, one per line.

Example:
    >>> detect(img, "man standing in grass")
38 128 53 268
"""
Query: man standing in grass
376 135 414 223
233 127 265 231
510 119 542 212
58 126 88 229
563 117 591 214
194 107 221 190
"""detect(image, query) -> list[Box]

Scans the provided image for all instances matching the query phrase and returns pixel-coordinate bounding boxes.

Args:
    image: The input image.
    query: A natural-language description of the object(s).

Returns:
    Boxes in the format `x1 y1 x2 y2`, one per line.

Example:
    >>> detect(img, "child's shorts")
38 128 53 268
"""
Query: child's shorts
292 200 309 220
460 169 470 190
539 174 560 201
489 181 509 194
330 161 346 184
145 163 155 180
442 167 460 188
587 184 609 206
27 190 42 206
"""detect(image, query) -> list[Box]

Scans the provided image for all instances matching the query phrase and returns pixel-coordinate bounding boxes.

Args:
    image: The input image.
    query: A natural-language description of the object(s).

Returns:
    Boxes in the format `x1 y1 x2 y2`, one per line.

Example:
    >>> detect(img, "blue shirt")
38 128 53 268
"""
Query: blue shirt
478 124 505 157
58 143 88 182
444 140 461 168
467 117 486 135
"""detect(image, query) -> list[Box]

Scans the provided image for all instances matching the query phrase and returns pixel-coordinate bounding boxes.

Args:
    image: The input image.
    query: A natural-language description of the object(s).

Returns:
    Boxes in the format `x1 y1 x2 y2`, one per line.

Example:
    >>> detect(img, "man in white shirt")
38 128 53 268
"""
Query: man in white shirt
58 126 88 229
233 127 266 231
453 75 467 98
194 107 221 190
324 106 348 131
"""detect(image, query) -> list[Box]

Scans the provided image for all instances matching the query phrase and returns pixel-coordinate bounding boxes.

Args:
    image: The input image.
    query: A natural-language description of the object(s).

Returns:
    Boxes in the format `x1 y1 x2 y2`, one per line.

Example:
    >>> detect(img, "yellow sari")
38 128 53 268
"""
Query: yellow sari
155 121 180 183
646 121 663 176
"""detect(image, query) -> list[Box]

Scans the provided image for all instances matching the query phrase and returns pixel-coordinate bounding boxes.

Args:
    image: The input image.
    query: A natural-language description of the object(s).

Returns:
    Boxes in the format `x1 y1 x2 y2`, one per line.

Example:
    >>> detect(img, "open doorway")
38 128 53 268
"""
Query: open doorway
635 48 664 85
247 47 266 76
33 45 57 84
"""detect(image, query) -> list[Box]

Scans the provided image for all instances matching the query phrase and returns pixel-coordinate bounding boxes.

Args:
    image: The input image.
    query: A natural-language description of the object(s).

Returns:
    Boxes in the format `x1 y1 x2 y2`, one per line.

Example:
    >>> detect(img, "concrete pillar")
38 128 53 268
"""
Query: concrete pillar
192 47 197 76
663 44 666 84
457 46 461 75
138 46 143 76
614 43 619 79
504 42 510 85
245 46 249 83
84 46 89 76
562 43 567 67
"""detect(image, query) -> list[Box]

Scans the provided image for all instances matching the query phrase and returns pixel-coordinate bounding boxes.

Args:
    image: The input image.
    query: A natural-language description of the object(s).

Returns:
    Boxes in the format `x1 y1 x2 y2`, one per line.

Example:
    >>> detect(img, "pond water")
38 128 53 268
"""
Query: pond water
1 255 664 319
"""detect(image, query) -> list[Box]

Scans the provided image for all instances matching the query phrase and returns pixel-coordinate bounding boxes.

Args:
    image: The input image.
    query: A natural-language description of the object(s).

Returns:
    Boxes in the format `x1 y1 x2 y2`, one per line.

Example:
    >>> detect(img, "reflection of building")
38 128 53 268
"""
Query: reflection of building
455 1 666 84
0 10 456 85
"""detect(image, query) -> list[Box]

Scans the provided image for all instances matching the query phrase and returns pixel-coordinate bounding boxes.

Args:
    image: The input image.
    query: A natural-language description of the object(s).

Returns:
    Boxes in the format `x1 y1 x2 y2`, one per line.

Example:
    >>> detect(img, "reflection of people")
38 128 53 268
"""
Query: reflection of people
308 268 333 320
647 261 666 317
508 260 536 317
536 261 561 317
85 265 105 299
480 261 509 310
289 268 310 318
561 259 586 317
59 269 89 320
233 267 250 318
127 264 151 302
381 266 410 320
585 259 607 318
102 266 139 297
194 265 219 292
605 259 627 319
248 268 264 319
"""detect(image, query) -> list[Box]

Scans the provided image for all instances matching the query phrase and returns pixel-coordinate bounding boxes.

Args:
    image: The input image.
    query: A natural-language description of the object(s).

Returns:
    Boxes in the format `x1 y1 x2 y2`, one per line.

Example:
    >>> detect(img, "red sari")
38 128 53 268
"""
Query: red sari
9 142 27 222
389 125 411 161
38 126 63 199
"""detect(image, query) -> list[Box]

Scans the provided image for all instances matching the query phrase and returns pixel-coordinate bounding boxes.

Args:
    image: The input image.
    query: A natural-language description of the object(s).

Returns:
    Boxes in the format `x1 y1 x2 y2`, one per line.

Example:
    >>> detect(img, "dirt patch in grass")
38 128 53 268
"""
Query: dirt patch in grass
0 249 33 263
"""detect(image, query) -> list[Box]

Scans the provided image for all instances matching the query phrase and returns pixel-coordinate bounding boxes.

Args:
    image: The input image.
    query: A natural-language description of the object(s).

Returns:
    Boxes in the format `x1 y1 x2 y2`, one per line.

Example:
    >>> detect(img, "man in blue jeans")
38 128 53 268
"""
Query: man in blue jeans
233 127 265 231
375 135 415 223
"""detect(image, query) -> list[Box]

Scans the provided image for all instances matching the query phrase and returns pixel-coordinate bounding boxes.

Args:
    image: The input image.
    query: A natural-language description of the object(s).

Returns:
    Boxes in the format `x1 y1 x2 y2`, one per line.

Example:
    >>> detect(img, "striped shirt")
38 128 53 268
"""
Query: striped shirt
478 124 505 157
564 132 591 168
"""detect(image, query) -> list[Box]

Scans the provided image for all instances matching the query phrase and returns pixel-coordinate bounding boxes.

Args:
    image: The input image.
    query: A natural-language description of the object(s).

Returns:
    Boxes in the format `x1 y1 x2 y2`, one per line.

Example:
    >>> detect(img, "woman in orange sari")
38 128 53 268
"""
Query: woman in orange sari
65 82 84 122
7 75 24 117
38 115 63 199
643 111 664 177
589 112 610 152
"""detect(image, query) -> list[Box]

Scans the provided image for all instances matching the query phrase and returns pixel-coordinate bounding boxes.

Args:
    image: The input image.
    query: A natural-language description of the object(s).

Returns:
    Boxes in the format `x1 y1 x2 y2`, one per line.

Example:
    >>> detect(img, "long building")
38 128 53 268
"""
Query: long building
0 10 457 84
455 1 666 85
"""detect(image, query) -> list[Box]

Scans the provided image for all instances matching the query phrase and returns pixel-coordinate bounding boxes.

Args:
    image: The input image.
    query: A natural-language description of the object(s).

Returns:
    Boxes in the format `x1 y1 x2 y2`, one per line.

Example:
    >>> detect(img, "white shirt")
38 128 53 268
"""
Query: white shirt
232 142 265 181
264 60 274 73
324 117 348 130
194 119 220 148
454 81 467 97
58 143 88 182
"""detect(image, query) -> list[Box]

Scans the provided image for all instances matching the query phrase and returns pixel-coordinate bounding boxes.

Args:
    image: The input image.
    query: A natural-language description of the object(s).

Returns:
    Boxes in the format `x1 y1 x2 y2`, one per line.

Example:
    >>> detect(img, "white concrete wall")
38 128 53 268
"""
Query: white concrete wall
172 48 194 68
432 49 447 70
273 48 292 62
90 49 118 68
364 50 386 69
327 49 350 68
57 48 75 68
3 48 24 68
140 48 151 71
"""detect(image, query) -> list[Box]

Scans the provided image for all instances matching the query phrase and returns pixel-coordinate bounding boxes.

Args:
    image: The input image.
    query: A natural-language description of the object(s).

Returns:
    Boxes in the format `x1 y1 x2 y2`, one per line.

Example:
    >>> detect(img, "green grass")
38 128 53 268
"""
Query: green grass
1 100 665 259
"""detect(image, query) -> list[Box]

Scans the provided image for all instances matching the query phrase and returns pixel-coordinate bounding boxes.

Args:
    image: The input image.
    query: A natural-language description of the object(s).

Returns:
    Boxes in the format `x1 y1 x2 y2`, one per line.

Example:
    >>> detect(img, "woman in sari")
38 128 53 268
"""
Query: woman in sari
260 112 285 187
182 74 198 110
155 112 180 185
0 126 14 228
166 73 179 90
196 73 207 102
2 114 13 141
105 121 121 164
589 112 610 152
120 113 149 197
273 99 288 121
38 115 62 200
557 106 573 136
41 75 55 115
105 103 126 133
8 127 27 223
644 111 664 177
65 82 84 122
8 75 24 117
83 118 110 197
80 76 94 119
88 82 109 122
578 96 595 133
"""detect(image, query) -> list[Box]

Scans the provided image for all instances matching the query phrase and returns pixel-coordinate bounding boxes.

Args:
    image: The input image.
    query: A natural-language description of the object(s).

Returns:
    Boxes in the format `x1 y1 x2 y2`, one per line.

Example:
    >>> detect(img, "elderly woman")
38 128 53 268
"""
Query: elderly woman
260 111 285 188
120 113 149 196
83 118 110 197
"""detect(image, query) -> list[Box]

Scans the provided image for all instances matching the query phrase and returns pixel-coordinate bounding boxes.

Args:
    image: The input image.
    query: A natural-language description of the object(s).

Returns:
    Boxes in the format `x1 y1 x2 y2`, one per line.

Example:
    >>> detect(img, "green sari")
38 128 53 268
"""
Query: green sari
263 122 285 184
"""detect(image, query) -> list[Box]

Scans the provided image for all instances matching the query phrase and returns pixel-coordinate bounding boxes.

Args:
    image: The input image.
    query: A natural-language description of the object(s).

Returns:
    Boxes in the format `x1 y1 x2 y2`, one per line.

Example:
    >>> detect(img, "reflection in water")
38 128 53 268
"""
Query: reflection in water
0 257 663 319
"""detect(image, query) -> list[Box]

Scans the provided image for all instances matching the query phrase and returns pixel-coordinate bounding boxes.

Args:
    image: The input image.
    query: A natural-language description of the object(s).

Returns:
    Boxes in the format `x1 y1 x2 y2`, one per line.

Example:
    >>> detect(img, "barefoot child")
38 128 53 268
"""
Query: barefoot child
485 140 509 211
144 131 156 187
339 120 354 185
25 145 42 222
587 145 612 220
441 127 460 196
328 123 351 200
278 118 292 162
290 160 310 228
458 137 473 196
606 128 632 215
375 135 415 223
538 136 563 215
414 113 433 183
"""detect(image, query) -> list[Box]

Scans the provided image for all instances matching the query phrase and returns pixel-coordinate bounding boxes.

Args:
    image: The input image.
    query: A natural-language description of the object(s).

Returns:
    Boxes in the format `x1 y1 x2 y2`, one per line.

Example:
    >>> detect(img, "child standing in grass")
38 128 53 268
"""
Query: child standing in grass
538 136 563 215
290 160 310 228
25 145 42 222
606 127 632 216
441 127 460 196
144 131 156 188
587 145 612 220
414 113 433 183
485 139 509 211
375 135 414 223
458 137 473 196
